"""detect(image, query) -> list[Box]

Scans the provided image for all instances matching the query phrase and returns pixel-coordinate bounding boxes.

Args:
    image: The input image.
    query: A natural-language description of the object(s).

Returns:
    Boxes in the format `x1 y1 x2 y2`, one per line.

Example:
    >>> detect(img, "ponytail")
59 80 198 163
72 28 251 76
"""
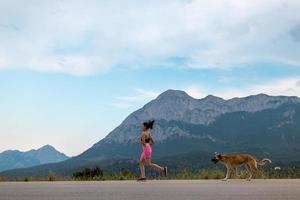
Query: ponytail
143 120 155 130
148 120 155 129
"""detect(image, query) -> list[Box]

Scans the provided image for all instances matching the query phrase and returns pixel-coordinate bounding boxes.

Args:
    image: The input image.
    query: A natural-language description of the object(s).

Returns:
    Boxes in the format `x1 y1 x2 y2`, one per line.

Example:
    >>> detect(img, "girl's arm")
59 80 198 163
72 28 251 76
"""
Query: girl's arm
140 133 146 145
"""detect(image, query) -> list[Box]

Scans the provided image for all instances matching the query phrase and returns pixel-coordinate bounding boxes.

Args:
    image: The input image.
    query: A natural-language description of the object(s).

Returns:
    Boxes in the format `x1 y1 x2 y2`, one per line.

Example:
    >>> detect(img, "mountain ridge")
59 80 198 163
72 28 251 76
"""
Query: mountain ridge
99 90 300 144
0 145 69 172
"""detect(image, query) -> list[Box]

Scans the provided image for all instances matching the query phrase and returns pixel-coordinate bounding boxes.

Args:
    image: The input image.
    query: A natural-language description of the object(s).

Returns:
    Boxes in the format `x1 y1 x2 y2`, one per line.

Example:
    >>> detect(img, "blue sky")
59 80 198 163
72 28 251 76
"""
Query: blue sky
1 0 300 156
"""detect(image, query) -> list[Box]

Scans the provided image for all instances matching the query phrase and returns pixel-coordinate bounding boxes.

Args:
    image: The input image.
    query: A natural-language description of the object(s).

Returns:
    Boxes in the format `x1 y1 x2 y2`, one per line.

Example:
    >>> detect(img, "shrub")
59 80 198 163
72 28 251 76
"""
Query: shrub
73 166 104 180
48 171 56 181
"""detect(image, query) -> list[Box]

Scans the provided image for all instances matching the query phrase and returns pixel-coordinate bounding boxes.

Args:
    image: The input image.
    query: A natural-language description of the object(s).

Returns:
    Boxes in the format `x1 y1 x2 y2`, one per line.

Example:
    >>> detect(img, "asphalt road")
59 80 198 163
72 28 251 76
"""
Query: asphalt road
0 179 299 200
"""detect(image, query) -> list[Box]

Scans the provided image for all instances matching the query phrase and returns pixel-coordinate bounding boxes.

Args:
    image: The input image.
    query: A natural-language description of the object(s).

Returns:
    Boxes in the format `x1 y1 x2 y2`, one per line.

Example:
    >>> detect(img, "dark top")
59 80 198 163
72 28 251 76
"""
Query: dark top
145 137 151 143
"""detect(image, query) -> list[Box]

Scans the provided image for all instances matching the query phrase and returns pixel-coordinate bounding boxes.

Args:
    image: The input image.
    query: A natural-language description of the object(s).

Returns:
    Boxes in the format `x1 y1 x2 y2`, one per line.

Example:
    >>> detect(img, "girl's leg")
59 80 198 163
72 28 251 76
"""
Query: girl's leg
145 159 164 172
139 155 146 178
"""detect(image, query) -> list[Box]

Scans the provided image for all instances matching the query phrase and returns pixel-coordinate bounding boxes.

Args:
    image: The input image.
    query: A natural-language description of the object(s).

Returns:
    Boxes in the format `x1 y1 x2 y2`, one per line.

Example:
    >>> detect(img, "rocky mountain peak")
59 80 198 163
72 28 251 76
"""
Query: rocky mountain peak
39 144 56 151
156 89 192 100
98 90 300 144
200 95 226 106
203 94 224 100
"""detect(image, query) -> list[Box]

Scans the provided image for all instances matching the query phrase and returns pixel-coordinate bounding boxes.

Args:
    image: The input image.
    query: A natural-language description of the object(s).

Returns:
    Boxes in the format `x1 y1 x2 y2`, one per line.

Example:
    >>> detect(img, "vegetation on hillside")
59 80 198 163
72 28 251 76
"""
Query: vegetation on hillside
72 166 104 180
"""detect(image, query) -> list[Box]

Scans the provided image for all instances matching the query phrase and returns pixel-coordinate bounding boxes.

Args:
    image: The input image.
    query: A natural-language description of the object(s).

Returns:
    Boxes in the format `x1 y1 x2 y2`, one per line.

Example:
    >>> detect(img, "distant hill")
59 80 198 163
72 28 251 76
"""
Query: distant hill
0 145 69 172
1 90 300 179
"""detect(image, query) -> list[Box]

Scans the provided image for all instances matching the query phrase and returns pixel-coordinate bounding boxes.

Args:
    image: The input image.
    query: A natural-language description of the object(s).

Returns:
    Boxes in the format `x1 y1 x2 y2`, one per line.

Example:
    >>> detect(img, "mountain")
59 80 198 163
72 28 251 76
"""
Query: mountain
0 145 69 172
1 90 300 179
100 90 300 144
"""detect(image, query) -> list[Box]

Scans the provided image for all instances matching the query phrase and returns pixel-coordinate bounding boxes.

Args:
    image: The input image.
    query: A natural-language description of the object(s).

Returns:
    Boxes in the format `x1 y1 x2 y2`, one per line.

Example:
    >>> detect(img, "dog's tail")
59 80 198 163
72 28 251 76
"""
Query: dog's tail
257 158 272 166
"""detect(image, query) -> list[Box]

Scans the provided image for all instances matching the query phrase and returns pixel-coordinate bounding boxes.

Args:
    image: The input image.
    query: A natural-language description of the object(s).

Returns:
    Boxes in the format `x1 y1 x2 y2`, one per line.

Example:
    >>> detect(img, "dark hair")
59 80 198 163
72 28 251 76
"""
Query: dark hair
143 120 155 130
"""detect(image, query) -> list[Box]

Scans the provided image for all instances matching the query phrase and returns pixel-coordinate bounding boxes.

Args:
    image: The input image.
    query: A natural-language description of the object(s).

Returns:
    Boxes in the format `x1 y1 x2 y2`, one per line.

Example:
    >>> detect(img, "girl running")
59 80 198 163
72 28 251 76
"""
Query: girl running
138 120 167 181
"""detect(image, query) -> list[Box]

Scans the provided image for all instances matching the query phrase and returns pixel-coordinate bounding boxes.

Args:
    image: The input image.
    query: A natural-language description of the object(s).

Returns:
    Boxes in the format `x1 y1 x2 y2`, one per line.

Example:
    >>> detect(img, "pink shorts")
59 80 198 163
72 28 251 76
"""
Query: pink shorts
141 144 152 160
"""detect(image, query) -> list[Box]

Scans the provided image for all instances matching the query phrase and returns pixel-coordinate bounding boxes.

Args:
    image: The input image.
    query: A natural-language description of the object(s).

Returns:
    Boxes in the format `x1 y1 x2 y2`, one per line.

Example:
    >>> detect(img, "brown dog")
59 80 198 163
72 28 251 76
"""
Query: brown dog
211 152 272 181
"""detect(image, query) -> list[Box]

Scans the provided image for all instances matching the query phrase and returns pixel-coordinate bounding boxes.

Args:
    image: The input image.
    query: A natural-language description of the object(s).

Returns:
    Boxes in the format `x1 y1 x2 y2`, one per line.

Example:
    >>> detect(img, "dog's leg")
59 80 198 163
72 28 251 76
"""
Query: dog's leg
247 161 258 181
245 165 251 181
235 167 238 177
223 166 231 181
247 170 253 181
252 160 259 180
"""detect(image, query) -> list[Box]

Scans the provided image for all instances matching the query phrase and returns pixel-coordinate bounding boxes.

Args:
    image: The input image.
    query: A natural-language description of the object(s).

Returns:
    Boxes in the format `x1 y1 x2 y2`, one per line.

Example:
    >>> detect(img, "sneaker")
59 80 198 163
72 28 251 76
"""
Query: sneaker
137 177 147 181
164 167 168 177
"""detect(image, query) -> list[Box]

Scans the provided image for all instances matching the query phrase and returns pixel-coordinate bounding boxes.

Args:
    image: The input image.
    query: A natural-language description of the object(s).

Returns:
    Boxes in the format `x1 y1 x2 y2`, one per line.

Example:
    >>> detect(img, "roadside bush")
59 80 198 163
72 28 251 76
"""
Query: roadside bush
105 168 137 180
73 166 104 180
48 171 56 181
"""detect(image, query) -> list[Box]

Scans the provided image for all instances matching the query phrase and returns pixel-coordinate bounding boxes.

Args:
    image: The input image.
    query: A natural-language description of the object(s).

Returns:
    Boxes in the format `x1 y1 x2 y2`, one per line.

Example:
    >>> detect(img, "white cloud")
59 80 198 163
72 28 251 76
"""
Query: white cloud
214 77 300 99
112 88 160 108
0 0 300 75
115 77 300 107
247 77 300 97
184 85 206 99
116 89 159 101
184 77 300 99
